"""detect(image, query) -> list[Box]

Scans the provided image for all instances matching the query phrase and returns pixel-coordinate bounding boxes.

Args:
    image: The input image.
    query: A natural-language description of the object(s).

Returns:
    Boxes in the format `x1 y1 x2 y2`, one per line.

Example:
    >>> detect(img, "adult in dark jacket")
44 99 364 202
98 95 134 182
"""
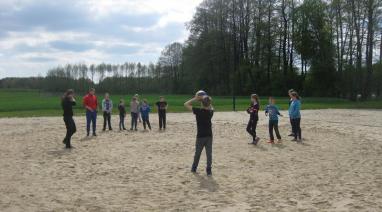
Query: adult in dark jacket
62 89 76 149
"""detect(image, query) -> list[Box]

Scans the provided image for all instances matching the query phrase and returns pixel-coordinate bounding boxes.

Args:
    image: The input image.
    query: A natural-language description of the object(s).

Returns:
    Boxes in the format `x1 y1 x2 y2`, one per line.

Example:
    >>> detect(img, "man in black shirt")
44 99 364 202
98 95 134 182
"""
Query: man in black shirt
184 94 214 176
155 96 168 130
61 89 76 149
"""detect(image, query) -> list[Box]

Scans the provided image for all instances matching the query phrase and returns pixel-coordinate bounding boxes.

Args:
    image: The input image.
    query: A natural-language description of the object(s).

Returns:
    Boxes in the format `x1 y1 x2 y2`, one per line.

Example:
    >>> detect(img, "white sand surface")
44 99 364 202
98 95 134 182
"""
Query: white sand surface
0 109 382 211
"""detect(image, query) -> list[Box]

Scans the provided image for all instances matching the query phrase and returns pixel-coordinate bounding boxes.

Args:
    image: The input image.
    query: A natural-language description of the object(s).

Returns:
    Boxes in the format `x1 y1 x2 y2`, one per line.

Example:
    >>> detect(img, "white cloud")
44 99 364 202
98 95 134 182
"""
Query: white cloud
0 0 203 78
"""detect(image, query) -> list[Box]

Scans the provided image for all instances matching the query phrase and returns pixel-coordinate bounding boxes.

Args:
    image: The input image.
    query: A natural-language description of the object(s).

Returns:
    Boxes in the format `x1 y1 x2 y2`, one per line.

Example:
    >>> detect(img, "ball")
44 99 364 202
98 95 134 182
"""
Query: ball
196 90 207 97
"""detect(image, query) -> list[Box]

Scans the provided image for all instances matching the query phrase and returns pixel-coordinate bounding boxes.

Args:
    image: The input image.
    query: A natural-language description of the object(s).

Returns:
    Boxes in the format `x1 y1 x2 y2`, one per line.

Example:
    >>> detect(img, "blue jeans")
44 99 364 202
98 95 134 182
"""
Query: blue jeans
131 112 138 130
86 110 97 134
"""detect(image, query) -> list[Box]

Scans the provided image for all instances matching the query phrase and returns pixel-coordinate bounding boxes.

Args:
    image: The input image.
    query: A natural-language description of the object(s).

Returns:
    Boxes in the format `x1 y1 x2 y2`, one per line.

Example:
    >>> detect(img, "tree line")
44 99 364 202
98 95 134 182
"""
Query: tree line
1 0 381 99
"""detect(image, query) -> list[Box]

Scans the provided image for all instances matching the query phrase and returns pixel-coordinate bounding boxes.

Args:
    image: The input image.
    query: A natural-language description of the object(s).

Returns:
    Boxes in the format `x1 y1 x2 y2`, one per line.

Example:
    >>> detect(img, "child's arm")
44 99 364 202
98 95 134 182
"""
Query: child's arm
184 97 196 111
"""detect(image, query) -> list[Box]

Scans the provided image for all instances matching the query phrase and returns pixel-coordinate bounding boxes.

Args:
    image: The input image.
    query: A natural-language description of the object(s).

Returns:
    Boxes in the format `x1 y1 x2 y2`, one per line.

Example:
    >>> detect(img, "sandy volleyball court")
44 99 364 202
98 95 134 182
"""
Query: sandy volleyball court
0 109 382 211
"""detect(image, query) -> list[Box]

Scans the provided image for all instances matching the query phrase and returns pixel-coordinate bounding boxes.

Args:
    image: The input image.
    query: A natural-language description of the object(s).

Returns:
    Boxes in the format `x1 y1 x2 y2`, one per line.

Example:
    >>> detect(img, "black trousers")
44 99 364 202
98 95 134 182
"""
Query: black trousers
192 136 213 169
131 112 138 130
158 110 166 129
142 116 151 130
119 114 125 130
246 119 258 141
63 116 76 148
269 120 281 141
291 118 302 139
103 112 112 130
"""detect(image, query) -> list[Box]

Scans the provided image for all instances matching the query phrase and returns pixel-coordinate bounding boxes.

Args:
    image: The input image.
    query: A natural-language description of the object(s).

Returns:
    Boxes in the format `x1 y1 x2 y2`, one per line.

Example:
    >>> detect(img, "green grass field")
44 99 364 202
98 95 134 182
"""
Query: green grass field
0 89 381 117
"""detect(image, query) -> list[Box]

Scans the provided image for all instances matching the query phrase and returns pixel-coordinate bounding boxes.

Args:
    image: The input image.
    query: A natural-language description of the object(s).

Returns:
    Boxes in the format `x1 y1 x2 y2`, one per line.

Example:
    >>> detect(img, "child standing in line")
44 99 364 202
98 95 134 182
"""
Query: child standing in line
289 92 302 142
140 99 152 130
130 96 140 131
102 93 113 131
184 92 214 176
265 97 283 144
246 94 260 145
288 89 295 137
118 99 127 130
156 96 168 130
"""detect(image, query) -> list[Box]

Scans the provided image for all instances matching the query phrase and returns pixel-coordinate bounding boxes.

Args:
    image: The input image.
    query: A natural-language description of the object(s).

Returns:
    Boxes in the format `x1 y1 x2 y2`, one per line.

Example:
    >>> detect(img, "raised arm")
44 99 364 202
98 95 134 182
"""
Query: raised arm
184 97 196 111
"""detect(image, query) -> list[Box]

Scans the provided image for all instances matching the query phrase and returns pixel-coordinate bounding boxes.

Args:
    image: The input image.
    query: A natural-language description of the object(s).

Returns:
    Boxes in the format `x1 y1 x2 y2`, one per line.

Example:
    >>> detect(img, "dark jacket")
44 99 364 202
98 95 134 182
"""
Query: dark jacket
62 97 76 117
246 103 259 121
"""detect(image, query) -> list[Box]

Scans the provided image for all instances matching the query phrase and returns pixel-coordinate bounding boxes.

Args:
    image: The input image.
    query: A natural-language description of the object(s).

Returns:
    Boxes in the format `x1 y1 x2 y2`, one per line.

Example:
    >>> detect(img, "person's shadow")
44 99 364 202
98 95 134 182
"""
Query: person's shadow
193 173 219 192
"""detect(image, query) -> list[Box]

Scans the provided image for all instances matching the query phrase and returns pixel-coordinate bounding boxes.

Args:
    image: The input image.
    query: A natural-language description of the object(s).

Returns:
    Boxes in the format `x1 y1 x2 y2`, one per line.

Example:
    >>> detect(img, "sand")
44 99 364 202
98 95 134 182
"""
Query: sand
0 109 382 211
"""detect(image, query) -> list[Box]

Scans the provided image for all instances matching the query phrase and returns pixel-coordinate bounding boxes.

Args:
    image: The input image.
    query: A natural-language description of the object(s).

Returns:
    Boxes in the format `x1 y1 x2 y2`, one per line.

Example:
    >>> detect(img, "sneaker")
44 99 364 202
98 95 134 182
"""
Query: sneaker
255 137 260 142
93 133 97 137
86 132 90 137
102 128 106 131
191 167 197 173
123 128 127 130
109 128 113 131
267 140 275 144
62 138 67 144
206 168 212 176
135 128 138 131
288 133 295 137
130 128 133 131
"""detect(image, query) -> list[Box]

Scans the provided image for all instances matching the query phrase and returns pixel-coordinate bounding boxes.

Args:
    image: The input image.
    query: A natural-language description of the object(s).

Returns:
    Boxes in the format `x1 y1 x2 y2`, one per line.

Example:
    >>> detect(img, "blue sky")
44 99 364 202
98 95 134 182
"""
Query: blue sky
0 0 202 78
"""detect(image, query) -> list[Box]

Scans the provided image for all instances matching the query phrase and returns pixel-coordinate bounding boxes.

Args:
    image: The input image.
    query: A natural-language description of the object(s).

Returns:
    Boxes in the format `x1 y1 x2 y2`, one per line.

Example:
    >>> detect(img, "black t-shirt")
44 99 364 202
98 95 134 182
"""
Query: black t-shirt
156 101 167 111
118 104 126 115
246 103 259 121
62 97 76 117
192 107 214 138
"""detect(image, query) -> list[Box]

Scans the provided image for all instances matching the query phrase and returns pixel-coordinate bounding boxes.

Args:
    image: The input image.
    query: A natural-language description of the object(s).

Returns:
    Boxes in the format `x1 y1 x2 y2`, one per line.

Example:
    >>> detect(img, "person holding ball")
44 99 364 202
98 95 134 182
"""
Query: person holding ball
184 90 214 176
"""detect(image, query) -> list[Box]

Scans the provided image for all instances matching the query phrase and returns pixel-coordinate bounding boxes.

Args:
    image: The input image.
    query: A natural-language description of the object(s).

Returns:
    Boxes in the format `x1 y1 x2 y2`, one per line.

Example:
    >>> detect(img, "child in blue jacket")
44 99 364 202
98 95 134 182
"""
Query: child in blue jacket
265 97 283 144
140 99 151 130
288 92 302 142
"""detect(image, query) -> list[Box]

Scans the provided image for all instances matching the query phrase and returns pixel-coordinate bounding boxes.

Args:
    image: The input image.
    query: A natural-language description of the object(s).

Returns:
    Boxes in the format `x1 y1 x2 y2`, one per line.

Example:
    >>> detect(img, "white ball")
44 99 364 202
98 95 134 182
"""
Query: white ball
196 90 207 97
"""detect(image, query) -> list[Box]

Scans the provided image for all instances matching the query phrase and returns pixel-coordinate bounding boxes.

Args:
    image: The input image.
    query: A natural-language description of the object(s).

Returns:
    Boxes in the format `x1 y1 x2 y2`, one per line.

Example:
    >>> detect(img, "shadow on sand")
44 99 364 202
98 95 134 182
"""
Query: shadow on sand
46 148 73 157
194 173 219 192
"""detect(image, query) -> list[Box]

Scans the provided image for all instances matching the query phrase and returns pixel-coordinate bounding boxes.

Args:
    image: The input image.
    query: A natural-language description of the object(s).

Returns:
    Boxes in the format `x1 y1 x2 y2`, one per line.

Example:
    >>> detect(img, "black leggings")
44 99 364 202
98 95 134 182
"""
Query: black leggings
291 118 302 140
103 112 112 130
63 116 76 148
246 119 258 141
131 112 138 130
158 110 166 129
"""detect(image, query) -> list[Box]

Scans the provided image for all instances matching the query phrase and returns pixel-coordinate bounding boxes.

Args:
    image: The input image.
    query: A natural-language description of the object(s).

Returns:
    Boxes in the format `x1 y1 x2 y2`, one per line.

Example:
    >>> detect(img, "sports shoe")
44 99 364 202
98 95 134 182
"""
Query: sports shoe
206 168 212 176
288 133 294 137
191 166 197 173
267 140 275 144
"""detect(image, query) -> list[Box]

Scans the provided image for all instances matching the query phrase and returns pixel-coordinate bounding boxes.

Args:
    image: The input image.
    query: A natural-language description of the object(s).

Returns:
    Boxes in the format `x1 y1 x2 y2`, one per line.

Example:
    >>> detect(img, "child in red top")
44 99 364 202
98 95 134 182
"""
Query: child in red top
83 88 98 136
